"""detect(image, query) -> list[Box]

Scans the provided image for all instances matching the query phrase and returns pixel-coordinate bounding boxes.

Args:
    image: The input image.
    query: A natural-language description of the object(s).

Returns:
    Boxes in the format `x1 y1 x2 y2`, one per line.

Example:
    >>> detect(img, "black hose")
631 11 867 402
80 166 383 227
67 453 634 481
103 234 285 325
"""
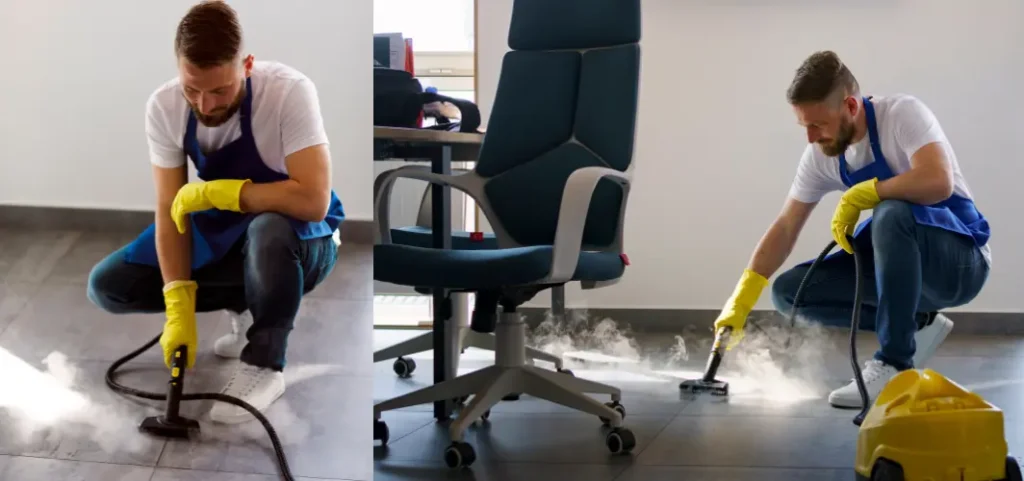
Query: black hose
105 334 296 481
787 236 870 426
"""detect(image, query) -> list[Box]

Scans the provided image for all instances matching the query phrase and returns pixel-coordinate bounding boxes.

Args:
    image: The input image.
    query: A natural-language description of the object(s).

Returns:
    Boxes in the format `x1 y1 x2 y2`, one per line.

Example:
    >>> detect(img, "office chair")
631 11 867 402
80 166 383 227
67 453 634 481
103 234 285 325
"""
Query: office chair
374 184 567 381
373 0 641 468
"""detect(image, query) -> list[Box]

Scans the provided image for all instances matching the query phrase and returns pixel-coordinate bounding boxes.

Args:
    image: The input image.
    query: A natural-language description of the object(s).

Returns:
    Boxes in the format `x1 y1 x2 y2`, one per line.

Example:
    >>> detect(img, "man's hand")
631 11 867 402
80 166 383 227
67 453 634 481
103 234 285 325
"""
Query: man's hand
831 178 881 253
713 268 770 350
170 179 252 233
160 280 199 369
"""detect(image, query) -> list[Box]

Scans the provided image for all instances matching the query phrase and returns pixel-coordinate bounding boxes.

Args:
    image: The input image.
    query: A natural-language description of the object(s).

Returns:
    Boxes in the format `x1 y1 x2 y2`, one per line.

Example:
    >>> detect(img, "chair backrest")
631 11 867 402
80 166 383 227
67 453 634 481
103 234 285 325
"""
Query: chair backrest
474 0 641 249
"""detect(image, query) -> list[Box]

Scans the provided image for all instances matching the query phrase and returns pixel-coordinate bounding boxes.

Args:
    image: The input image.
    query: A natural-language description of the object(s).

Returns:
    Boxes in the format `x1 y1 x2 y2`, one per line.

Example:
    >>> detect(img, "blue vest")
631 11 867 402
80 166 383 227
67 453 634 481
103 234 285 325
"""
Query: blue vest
813 96 989 262
123 77 345 270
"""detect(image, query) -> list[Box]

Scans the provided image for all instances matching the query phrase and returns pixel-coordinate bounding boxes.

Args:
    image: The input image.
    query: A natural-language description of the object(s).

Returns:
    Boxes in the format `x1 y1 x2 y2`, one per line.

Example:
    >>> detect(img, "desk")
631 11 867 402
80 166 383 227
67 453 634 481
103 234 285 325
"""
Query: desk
373 126 484 421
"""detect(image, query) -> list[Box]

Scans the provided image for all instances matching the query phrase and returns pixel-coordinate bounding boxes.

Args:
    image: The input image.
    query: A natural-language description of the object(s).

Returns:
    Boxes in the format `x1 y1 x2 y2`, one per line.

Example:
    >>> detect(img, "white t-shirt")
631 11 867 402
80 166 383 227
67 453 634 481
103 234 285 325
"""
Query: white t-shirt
788 93 991 264
144 60 329 174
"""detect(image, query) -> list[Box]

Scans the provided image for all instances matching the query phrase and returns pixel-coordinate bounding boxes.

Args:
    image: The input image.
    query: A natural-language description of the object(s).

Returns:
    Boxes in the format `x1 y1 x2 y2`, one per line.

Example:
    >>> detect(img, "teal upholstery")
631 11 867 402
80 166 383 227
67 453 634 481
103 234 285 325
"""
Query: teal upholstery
374 0 640 295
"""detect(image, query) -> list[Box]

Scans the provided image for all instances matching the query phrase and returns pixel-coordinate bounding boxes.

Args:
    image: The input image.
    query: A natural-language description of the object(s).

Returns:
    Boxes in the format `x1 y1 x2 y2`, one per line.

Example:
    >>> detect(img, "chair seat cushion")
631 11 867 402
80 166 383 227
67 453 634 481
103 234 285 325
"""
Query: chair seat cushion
391 226 499 250
374 243 625 289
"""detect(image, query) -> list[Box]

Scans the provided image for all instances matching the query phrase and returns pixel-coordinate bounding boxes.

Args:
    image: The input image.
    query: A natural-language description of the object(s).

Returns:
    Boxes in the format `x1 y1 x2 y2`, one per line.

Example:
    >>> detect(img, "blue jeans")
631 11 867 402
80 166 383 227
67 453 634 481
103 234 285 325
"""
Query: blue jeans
87 213 338 371
770 200 989 370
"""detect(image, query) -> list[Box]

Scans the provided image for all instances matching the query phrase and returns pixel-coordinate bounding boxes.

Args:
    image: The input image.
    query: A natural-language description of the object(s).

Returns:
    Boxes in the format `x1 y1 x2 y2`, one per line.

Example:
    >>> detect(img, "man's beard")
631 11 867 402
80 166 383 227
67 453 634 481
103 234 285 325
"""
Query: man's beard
818 117 856 157
189 84 245 127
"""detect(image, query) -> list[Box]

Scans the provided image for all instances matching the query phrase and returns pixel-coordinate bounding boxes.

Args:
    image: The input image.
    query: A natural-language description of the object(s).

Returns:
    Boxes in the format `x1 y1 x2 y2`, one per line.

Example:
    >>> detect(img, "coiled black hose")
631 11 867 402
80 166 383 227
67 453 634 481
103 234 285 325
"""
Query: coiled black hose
786 235 871 426
104 333 296 480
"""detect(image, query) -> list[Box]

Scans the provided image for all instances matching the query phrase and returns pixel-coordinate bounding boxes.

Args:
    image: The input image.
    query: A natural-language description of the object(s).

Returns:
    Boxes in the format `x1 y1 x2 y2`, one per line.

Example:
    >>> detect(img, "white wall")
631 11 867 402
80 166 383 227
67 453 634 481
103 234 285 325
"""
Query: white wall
477 0 1024 312
0 0 373 221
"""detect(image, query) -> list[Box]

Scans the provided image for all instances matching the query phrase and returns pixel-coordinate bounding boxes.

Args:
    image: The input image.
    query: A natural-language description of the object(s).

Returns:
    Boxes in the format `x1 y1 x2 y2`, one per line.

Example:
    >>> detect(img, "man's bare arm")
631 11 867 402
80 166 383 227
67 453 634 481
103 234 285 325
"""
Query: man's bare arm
237 143 332 222
747 197 818 279
153 164 192 284
874 141 955 205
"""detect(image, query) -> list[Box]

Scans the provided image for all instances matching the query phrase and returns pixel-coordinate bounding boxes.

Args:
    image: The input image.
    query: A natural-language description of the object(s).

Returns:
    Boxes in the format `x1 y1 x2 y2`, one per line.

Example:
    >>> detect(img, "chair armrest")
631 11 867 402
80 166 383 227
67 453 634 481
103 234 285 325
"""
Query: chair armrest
374 165 484 243
547 166 632 284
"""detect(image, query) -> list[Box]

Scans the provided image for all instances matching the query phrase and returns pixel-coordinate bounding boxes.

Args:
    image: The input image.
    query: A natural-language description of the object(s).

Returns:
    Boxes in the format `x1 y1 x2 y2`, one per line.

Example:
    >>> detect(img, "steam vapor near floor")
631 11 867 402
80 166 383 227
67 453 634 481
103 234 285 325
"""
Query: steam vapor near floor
0 351 316 457
525 309 846 402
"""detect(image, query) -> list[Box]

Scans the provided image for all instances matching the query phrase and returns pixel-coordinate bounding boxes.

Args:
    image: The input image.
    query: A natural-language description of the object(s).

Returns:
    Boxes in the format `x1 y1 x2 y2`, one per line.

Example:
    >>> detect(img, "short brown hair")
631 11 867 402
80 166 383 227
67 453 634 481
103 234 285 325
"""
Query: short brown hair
174 1 243 68
786 50 859 105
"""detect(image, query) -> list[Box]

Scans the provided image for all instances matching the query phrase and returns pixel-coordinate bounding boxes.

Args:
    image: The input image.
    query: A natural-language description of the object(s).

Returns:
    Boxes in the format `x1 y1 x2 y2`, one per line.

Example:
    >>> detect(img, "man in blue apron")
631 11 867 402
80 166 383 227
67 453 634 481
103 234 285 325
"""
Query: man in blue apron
85 1 345 424
710 51 989 408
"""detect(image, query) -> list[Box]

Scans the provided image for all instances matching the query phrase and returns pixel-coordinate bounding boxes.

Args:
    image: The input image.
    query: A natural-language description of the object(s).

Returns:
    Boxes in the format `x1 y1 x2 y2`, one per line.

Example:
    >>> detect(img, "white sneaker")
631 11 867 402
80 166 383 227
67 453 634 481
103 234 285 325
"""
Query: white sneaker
828 359 900 408
214 311 253 359
912 313 953 368
209 362 286 424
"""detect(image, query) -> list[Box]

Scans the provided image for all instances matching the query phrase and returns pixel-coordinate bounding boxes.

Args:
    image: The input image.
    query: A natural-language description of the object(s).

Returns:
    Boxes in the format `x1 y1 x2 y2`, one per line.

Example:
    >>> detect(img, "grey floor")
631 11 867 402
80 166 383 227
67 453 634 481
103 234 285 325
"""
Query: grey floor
0 227 373 481
373 314 1024 480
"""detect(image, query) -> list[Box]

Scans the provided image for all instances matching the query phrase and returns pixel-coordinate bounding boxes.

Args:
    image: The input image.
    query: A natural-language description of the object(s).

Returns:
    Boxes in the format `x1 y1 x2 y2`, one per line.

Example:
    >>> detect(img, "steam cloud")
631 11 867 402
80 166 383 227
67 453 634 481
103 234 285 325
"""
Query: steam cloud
526 309 849 402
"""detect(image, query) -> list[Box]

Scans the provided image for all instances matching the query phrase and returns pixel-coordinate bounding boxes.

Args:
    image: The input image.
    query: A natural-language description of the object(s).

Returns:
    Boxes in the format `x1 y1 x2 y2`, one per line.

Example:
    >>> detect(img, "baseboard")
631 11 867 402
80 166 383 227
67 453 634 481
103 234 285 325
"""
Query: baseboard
518 307 1024 336
0 205 375 244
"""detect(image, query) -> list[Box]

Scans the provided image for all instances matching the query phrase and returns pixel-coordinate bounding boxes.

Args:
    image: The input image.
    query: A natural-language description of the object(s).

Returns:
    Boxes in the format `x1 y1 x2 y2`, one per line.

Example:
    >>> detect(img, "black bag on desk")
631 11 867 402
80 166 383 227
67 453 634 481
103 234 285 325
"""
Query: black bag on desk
373 66 481 133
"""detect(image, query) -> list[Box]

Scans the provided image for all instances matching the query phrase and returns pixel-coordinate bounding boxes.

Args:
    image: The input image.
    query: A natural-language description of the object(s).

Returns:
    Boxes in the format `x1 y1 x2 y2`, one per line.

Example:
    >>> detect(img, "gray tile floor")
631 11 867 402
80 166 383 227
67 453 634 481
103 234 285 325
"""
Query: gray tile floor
373 314 1024 480
0 228 373 481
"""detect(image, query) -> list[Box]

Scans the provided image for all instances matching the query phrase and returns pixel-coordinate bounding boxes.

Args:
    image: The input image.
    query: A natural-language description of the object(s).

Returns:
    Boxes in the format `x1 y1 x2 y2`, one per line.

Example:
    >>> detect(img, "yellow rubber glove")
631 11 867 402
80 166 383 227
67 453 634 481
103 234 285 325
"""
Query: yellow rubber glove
170 179 252 234
160 280 199 369
831 178 881 254
713 268 770 350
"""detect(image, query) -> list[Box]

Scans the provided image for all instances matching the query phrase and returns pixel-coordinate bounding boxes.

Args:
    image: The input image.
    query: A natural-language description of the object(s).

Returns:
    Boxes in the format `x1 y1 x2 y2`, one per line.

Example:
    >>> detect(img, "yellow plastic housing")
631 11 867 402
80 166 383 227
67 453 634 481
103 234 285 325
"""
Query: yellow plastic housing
855 369 1008 481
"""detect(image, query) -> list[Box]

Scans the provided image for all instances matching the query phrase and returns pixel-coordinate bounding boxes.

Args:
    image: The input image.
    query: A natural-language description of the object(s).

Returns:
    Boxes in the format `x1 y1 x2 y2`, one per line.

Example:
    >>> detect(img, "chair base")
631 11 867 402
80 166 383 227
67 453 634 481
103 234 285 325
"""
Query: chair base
373 309 636 468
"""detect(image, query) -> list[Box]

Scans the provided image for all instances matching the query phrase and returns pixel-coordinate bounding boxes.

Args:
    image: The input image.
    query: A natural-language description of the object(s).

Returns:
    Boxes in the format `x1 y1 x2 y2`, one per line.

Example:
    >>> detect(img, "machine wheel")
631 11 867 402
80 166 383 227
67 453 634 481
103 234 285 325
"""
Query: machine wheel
1004 456 1023 481
373 419 389 445
606 427 636 455
393 357 416 378
503 393 521 401
870 458 904 481
600 402 626 426
559 368 575 377
444 442 476 469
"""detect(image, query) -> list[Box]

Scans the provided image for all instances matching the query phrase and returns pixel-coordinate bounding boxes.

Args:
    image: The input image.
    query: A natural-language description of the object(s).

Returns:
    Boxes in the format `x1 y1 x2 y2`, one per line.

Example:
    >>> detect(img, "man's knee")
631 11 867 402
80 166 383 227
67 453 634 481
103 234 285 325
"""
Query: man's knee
87 253 136 314
246 213 298 254
871 200 915 232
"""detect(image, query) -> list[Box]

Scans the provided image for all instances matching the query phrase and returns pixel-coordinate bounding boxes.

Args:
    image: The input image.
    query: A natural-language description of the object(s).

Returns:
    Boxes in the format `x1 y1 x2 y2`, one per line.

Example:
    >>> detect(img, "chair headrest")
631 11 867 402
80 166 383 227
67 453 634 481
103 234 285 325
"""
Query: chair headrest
508 0 642 51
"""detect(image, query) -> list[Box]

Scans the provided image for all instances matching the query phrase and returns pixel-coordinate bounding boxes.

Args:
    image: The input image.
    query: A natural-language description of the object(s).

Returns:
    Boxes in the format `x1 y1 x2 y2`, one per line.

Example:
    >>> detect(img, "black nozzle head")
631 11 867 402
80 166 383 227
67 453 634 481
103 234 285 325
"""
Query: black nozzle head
139 415 200 439
679 378 729 396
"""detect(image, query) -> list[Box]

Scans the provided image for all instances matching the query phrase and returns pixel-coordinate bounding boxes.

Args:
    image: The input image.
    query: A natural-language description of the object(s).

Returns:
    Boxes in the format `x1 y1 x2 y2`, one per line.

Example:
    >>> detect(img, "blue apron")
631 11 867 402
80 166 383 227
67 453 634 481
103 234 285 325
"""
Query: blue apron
123 76 345 270
806 96 989 263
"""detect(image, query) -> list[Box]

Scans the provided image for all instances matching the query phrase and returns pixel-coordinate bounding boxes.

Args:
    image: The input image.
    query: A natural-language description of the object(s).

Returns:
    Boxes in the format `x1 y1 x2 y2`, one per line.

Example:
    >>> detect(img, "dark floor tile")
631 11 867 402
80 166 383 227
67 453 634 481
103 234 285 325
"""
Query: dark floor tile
157 373 373 481
151 467 354 480
0 229 80 283
0 282 37 335
635 414 857 468
374 458 626 481
0 456 154 481
614 465 855 481
44 230 138 285
284 298 373 375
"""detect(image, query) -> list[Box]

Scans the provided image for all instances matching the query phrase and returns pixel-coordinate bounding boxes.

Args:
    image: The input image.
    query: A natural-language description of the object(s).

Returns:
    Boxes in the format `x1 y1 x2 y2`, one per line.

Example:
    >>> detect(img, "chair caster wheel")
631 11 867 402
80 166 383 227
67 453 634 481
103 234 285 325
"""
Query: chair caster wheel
558 368 574 377
373 419 389 445
605 427 636 455
599 402 625 426
444 441 476 469
393 357 416 378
